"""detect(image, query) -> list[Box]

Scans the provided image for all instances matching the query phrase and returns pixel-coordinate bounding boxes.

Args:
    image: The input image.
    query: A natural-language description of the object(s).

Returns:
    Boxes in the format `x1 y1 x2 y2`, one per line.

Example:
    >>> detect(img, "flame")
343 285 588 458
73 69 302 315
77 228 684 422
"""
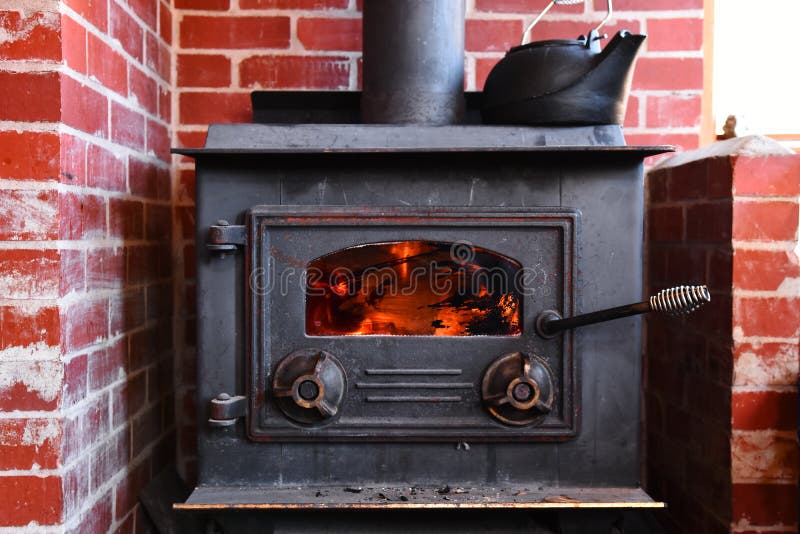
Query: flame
306 241 522 337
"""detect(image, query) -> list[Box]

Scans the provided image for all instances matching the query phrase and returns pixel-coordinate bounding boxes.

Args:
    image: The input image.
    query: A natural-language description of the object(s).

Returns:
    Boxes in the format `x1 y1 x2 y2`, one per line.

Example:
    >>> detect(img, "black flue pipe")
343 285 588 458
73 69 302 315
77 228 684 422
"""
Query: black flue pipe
361 0 465 125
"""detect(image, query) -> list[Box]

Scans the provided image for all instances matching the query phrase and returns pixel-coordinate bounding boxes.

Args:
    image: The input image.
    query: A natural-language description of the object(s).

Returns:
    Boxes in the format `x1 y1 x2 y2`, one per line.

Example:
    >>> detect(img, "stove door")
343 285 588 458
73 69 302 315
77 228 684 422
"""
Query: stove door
246 206 578 441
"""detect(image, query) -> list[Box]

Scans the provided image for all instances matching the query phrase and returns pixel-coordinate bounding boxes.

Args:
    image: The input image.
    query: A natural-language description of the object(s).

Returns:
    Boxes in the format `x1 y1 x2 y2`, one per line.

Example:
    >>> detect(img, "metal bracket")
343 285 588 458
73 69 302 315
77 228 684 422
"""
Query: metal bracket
208 393 247 427
207 220 246 255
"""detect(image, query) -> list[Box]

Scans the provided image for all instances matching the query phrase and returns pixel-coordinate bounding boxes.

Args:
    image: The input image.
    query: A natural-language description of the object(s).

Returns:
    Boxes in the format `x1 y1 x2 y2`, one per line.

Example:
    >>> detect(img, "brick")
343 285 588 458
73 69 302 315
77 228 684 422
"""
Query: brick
88 33 128 97
64 353 87 408
60 249 86 298
129 158 163 199
664 245 705 285
127 246 159 285
175 0 229 7
623 93 639 128
67 490 112 534
62 297 109 352
733 200 798 242
241 0 347 8
59 192 107 240
475 0 584 13
60 133 87 185
733 390 798 431
114 458 151 520
0 131 59 181
0 71 60 122
0 249 60 299
110 199 144 240
178 54 231 88
61 76 108 137
65 0 108 31
158 85 171 123
0 361 62 411
89 339 126 391
179 91 252 125
0 305 60 351
0 189 58 240
298 17 361 51
735 297 800 339
159 1 172 44
126 0 157 30
646 94 702 129
147 118 171 162
466 19 521 52
475 57 500 91
130 64 158 114
733 155 800 197
62 14 87 74
686 202 732 242
707 156 734 199
734 342 799 387
0 476 62 526
62 392 108 463
648 17 703 51
0 10 61 60
87 247 126 290
240 55 350 89
129 326 161 371
668 159 708 200
734 249 800 292
110 288 146 335
146 32 171 82
62 457 90 519
110 0 143 61
88 143 126 191
132 405 162 458
147 281 173 321
733 483 799 526
177 167 196 202
732 431 799 481
595 0 702 9
707 246 732 292
112 371 146 428
181 16 290 49
648 205 683 242
633 58 703 91
90 429 129 493
145 204 171 240
111 102 146 151
0 418 60 470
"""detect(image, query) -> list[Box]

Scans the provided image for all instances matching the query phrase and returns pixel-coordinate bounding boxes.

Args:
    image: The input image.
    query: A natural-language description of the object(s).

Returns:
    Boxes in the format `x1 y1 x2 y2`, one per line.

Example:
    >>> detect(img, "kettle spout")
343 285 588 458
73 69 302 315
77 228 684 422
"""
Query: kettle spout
570 30 646 123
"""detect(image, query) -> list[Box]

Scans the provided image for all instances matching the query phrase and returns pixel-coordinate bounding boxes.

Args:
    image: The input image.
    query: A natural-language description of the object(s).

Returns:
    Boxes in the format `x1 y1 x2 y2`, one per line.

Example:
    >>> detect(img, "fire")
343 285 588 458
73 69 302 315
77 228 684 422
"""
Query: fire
306 241 522 337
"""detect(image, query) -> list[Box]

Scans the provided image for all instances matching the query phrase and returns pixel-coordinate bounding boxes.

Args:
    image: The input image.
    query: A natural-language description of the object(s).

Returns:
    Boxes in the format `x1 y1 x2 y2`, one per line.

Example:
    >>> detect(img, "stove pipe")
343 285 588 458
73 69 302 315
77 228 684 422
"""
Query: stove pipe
361 0 465 125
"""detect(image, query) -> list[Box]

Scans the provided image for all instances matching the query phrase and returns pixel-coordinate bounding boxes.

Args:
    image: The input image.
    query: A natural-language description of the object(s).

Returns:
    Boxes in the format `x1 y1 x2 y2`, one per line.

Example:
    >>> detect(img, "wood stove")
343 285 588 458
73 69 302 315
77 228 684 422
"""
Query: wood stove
171 2 707 532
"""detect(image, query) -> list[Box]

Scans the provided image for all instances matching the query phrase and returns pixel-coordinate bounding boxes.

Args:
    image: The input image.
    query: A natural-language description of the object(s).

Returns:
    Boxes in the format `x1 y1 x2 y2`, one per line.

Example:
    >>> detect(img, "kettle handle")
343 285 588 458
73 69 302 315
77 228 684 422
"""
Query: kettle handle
520 0 613 45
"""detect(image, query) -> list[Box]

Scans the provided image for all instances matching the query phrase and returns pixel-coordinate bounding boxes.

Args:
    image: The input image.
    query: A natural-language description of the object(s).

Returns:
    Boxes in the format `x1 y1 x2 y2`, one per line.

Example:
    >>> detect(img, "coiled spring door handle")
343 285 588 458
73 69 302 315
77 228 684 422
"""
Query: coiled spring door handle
536 285 711 338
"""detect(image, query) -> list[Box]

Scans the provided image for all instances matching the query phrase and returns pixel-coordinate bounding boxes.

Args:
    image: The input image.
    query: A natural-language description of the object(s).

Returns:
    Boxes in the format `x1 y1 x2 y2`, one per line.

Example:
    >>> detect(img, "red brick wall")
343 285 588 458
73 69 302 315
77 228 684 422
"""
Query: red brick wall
0 0 174 530
647 152 800 533
172 0 707 480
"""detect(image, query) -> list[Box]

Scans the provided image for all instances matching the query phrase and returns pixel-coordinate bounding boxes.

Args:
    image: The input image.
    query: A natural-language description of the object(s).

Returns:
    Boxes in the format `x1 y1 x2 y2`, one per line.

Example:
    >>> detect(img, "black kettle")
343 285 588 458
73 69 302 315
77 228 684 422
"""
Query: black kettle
481 0 645 126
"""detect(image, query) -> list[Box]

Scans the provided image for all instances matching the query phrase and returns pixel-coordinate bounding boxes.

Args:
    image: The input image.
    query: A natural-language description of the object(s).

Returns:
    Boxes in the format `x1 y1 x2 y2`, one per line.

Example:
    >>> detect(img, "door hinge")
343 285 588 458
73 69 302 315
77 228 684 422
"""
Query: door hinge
207 220 246 255
208 393 247 427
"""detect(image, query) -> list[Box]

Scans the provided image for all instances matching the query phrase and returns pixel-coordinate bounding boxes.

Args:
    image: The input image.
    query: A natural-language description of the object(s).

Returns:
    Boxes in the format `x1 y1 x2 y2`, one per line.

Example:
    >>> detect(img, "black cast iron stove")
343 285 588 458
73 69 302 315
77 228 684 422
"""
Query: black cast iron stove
173 2 697 532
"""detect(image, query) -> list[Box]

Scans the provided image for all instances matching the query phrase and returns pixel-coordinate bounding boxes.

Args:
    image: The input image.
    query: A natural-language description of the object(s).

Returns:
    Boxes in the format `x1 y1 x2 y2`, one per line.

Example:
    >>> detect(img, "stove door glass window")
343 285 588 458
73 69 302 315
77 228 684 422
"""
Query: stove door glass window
305 241 522 336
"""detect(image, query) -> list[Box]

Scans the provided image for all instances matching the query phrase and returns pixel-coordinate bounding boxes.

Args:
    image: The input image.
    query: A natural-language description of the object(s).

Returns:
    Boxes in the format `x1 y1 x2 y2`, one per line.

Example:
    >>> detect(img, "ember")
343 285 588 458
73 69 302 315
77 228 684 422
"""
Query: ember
305 241 522 336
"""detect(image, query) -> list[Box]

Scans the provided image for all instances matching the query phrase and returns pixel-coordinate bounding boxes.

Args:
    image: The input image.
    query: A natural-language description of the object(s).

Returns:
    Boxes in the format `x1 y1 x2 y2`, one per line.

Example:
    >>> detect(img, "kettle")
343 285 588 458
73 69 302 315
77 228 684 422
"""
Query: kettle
481 0 645 126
